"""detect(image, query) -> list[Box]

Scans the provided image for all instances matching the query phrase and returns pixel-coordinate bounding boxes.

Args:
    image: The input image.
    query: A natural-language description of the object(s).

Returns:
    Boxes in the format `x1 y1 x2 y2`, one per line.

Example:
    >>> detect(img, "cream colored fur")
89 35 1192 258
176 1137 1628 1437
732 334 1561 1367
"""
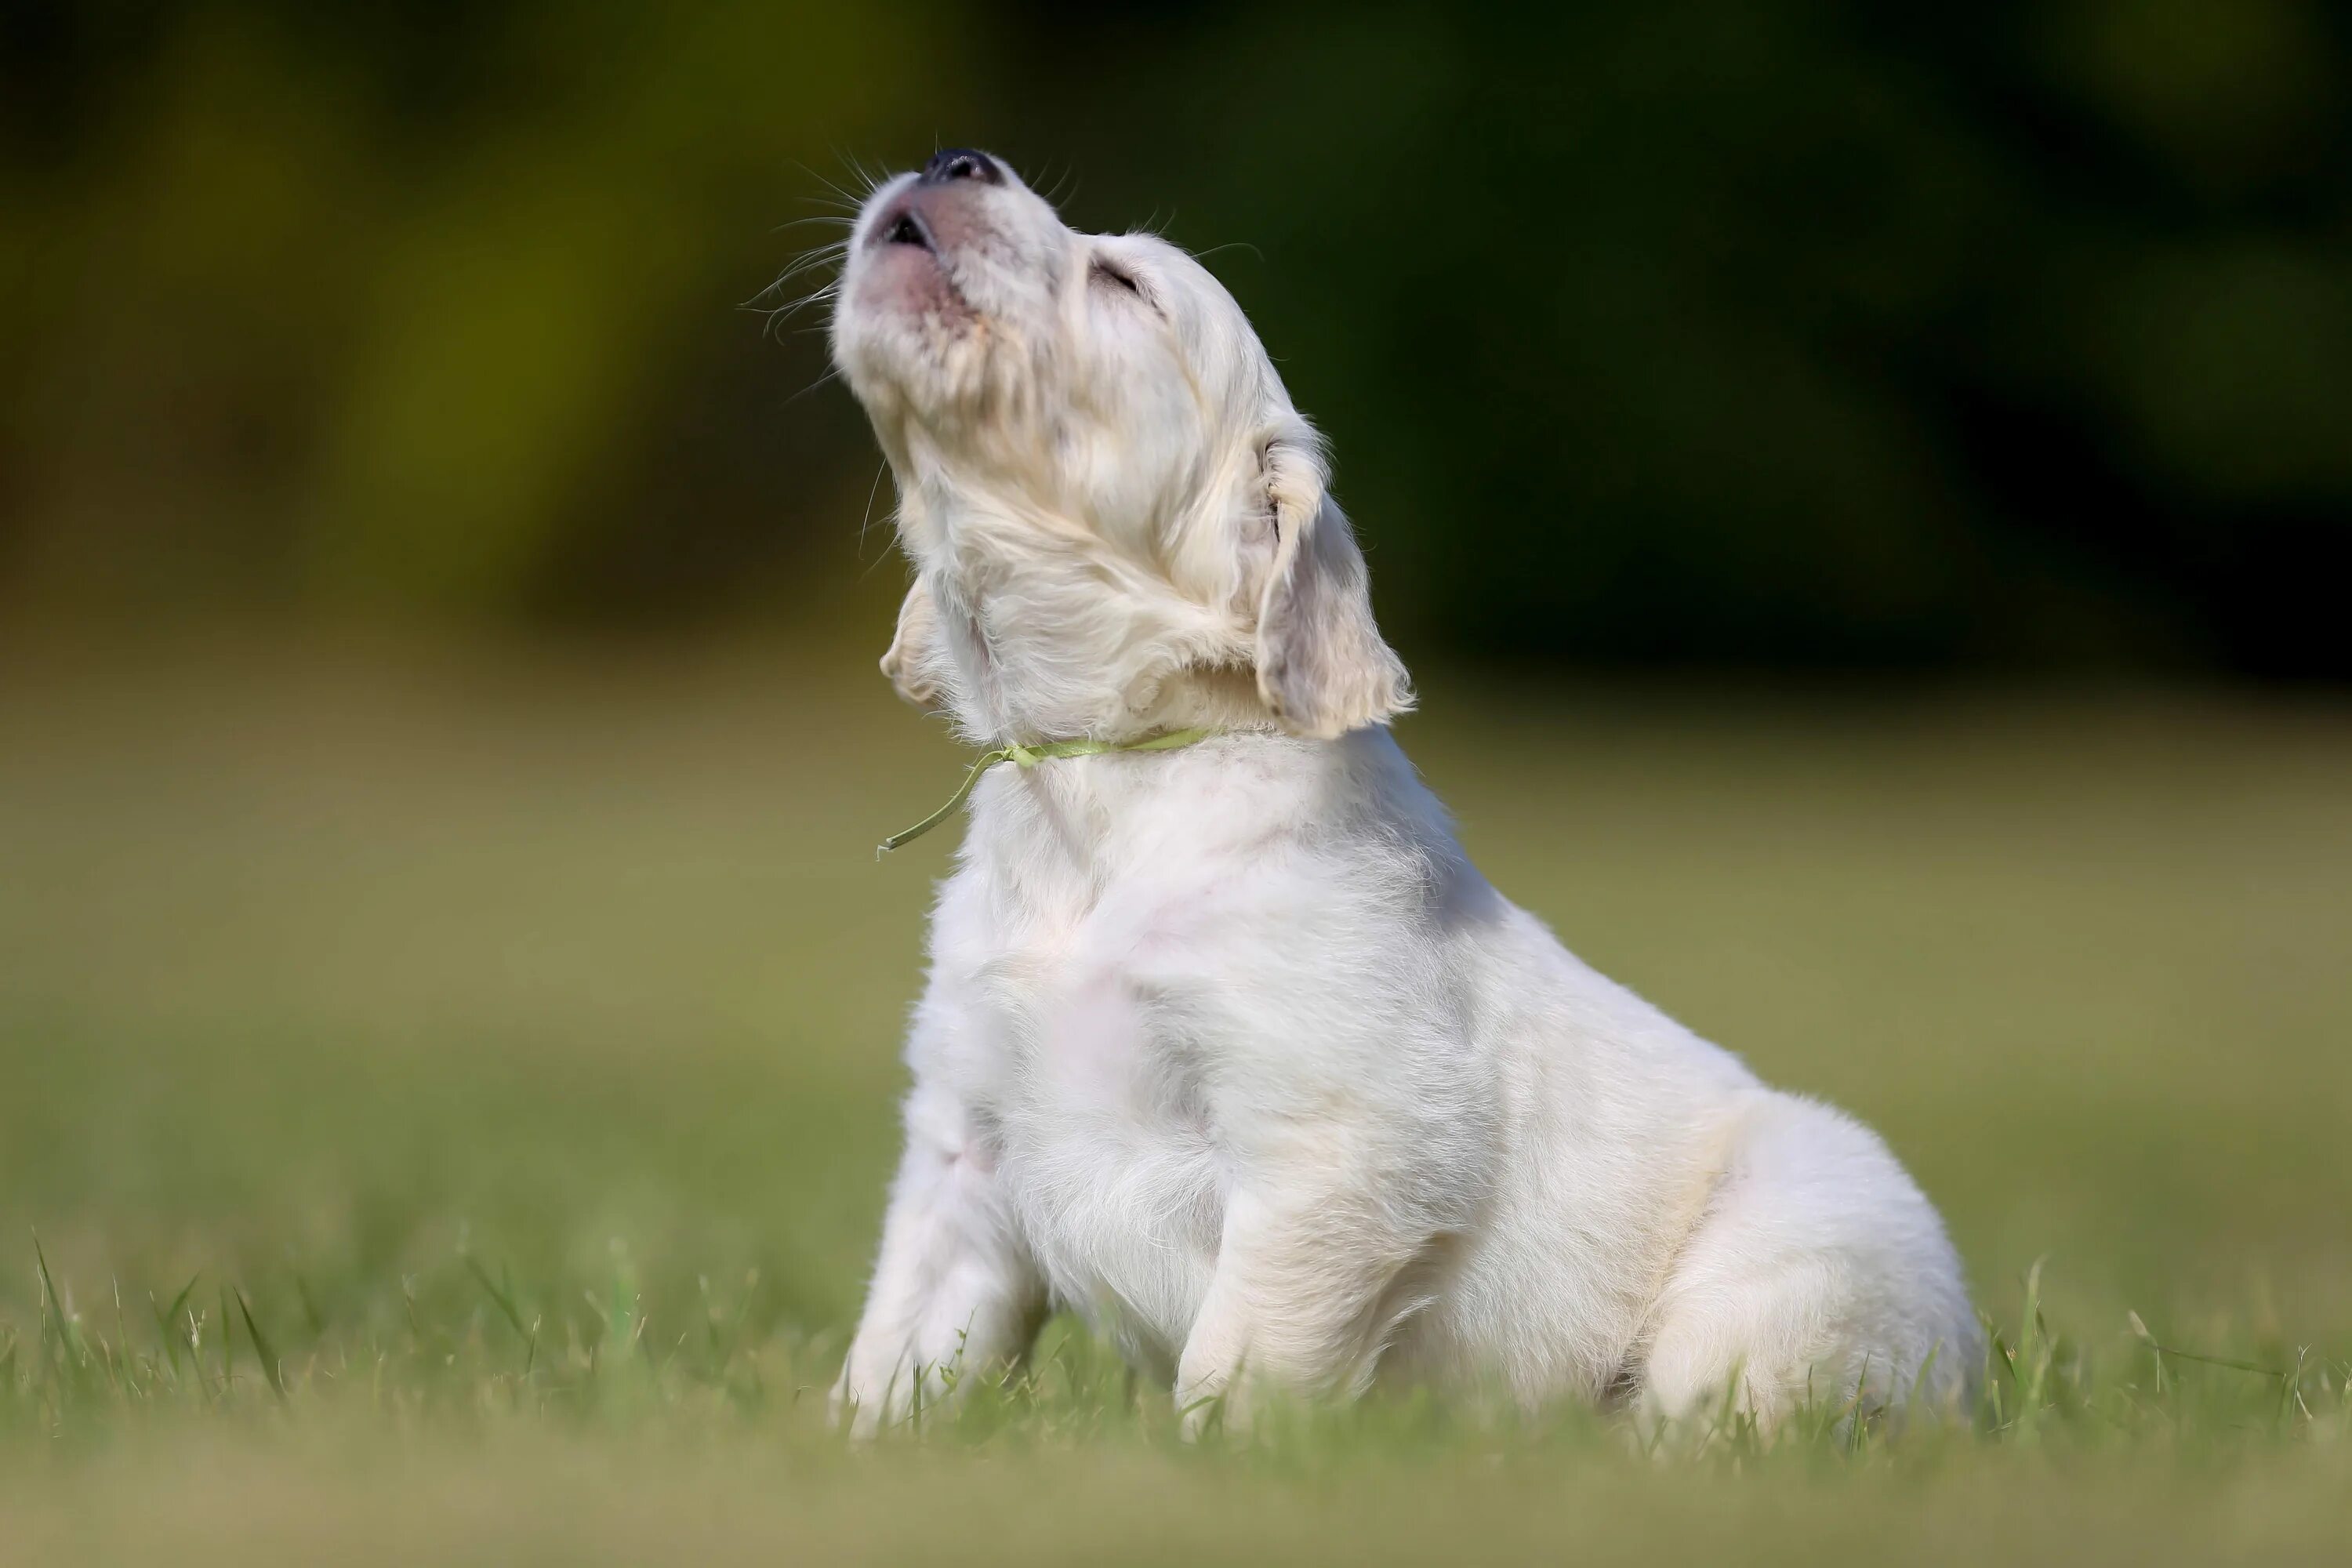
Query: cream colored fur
826 153 1978 1438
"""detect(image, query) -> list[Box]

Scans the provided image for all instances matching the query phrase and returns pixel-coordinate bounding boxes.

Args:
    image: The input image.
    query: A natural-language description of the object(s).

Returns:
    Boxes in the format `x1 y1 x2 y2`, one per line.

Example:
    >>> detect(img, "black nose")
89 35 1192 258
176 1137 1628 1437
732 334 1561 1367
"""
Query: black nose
920 147 1003 187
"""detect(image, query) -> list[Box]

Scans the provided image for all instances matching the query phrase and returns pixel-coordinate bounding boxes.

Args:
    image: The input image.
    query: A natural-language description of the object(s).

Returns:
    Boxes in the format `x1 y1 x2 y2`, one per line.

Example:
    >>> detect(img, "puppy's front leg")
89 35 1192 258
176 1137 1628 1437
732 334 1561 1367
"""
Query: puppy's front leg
1174 1176 1425 1437
833 1086 1043 1436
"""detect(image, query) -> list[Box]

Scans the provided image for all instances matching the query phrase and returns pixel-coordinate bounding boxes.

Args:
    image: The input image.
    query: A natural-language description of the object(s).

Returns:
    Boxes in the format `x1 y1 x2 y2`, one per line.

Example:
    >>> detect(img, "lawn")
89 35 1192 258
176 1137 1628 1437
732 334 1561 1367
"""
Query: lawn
4 632 2349 1563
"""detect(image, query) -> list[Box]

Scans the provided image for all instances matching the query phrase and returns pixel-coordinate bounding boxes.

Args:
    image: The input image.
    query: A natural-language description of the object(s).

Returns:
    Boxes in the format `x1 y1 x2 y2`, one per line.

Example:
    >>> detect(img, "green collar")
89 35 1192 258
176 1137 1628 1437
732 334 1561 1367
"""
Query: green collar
879 727 1225 855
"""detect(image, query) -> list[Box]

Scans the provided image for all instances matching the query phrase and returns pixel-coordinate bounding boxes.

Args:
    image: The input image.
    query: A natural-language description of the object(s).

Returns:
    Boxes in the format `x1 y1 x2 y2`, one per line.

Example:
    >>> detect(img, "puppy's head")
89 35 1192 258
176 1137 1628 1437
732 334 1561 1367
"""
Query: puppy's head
830 148 1410 741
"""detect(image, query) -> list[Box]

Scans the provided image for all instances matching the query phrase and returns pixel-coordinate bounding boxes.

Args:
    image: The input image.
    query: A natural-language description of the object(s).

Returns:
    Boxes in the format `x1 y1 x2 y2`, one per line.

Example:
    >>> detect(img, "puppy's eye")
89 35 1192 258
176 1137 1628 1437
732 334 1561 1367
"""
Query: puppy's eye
1091 259 1143 297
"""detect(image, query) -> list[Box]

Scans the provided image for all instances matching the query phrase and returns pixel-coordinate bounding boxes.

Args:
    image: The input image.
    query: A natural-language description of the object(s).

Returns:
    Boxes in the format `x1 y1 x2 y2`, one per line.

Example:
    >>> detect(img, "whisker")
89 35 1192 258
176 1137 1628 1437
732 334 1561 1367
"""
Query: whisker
745 249 848 314
782 365 846 407
764 242 848 284
745 270 844 339
794 159 871 212
855 456 892 564
764 240 848 277
771 303 837 343
840 148 888 198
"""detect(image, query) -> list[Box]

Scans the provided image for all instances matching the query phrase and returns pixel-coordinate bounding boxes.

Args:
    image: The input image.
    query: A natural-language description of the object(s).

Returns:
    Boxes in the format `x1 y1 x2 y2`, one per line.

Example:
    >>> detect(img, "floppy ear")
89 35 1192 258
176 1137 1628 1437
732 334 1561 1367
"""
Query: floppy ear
880 578 950 710
1254 437 1414 739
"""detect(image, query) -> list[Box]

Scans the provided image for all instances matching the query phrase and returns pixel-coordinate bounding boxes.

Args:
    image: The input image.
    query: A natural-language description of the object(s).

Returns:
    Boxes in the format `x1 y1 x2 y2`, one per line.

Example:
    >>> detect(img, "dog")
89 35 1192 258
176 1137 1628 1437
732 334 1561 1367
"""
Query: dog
826 148 1978 1437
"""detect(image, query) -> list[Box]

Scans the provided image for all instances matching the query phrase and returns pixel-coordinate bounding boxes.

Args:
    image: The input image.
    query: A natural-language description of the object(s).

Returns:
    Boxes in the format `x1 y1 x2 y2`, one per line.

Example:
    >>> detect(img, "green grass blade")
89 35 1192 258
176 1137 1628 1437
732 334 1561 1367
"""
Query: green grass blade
463 1254 529 1341
233 1289 289 1403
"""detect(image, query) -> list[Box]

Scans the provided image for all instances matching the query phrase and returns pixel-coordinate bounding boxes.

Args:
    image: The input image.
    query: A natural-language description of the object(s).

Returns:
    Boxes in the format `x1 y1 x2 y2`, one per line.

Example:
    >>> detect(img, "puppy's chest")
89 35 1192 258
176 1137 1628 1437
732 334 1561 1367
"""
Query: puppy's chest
931 891 1227 1339
946 916 1220 1181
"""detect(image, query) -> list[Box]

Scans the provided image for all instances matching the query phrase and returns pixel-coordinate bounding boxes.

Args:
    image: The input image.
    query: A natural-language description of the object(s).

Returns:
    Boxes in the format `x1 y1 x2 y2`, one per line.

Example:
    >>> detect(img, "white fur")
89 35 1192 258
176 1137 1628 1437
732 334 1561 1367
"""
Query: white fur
826 154 1978 1437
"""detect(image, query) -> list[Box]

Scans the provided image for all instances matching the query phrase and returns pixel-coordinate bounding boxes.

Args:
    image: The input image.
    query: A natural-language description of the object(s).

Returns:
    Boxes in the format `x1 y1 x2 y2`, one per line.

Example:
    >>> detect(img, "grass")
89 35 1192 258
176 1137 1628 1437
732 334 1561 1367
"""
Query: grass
4 630 2350 1562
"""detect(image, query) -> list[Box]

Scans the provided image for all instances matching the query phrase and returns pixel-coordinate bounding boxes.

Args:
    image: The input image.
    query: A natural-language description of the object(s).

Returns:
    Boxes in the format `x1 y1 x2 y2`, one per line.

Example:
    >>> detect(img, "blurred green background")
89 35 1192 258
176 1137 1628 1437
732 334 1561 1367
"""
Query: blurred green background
4 0 2350 673
2 5 2351 1558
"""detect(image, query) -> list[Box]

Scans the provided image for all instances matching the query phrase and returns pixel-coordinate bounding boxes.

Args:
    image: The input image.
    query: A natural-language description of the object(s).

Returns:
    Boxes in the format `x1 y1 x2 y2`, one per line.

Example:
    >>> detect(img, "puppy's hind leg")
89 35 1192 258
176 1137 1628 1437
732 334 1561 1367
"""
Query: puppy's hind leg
1633 1094 1977 1442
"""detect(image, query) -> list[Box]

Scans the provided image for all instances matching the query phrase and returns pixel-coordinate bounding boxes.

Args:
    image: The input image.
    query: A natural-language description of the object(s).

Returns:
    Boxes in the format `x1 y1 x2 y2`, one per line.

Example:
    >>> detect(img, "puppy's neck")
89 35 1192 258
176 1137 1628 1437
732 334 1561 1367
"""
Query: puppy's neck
913 500 1279 752
932 576 1273 745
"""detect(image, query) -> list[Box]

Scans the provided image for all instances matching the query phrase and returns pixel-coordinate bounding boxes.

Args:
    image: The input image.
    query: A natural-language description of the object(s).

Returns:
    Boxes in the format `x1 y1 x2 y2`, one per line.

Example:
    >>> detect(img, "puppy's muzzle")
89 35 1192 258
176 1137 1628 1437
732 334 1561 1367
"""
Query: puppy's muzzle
868 147 1007 257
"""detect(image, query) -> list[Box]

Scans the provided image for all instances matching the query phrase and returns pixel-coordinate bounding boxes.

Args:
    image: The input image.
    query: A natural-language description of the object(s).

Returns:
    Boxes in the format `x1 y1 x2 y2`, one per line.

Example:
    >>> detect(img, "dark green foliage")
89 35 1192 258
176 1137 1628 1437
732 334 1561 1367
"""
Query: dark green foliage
2 2 2347 674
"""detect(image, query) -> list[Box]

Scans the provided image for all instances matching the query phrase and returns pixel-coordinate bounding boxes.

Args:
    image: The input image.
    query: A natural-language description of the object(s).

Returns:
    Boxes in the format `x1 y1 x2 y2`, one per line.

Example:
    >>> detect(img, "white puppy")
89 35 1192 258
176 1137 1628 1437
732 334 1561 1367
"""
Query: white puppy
827 149 1977 1436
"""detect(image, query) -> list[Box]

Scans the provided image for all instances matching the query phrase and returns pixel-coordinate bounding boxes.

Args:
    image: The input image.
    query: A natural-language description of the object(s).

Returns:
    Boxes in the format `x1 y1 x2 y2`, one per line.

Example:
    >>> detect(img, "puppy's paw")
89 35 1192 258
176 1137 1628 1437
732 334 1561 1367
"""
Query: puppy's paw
830 1345 925 1440
1174 1366 1253 1443
880 580 949 710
